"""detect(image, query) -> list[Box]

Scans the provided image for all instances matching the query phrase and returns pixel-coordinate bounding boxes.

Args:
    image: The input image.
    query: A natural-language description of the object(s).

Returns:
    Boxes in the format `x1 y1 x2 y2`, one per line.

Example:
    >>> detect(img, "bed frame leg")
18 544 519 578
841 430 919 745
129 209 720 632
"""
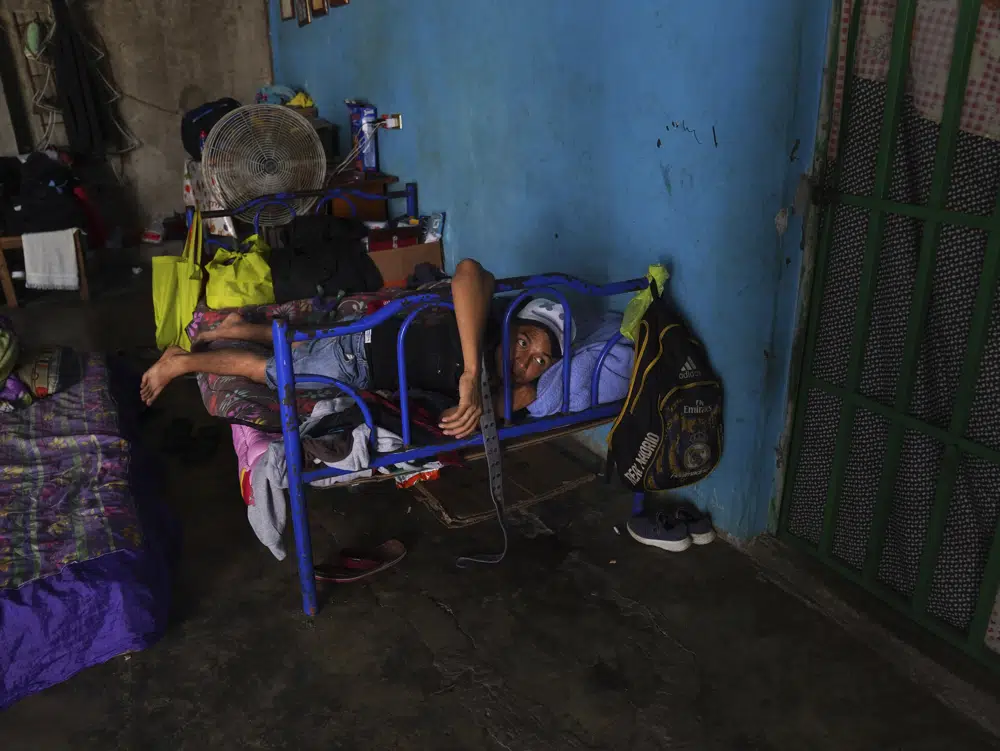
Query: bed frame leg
273 317 318 616
288 476 318 616
632 492 645 517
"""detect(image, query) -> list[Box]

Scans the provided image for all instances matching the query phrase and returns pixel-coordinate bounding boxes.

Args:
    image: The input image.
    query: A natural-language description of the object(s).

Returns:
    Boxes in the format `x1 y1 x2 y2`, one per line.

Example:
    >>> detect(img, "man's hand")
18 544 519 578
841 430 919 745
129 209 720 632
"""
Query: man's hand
439 370 483 438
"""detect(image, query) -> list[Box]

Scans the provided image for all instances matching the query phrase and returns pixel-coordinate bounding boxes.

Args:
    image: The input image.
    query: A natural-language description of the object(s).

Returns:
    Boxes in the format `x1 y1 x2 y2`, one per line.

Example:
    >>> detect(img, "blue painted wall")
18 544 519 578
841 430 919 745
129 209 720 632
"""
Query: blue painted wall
269 0 831 538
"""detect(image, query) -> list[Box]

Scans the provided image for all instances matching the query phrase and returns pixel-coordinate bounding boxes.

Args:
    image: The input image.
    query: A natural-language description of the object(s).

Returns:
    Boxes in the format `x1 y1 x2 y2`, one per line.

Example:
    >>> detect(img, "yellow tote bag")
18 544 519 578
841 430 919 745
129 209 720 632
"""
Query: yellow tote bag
204 233 275 310
153 213 204 351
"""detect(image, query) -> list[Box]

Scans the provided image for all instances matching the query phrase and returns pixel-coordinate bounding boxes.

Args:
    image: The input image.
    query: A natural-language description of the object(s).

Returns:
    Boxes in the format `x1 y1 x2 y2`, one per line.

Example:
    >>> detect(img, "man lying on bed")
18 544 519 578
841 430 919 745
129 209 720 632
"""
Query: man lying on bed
140 259 574 439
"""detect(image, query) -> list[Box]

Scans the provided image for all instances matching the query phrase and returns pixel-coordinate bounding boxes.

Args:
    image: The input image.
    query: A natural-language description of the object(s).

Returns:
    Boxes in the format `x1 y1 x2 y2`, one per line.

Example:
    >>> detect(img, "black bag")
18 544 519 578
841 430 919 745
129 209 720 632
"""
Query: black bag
269 215 382 302
181 98 241 160
7 153 85 234
607 280 723 491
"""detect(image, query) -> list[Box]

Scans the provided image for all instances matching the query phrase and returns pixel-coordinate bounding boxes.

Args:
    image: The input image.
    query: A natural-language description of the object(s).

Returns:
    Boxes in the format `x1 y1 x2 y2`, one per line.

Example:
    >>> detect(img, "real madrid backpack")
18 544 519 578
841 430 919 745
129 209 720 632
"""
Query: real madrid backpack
607 279 724 491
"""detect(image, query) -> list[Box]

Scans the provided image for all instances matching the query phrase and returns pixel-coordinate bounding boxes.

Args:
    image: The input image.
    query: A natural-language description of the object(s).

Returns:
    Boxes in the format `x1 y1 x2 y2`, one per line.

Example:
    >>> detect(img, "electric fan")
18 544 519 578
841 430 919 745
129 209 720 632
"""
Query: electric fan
200 104 326 227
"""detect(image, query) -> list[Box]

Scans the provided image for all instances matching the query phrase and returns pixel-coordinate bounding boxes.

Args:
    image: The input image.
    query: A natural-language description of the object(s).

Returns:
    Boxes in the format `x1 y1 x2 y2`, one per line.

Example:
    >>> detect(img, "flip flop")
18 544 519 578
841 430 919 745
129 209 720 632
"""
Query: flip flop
314 539 406 583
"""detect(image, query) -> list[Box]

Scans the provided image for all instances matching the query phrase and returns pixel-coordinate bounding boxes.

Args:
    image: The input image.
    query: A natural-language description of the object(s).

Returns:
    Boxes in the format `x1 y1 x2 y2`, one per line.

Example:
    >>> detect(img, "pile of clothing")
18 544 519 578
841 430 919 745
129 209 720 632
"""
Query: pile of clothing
0 153 87 237
232 391 458 559
0 320 29 411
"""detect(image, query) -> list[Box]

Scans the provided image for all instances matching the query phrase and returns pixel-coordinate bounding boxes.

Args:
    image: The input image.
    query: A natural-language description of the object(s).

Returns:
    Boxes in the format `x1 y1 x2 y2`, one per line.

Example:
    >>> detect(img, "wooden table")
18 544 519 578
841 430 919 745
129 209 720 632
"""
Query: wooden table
0 231 89 308
325 173 398 221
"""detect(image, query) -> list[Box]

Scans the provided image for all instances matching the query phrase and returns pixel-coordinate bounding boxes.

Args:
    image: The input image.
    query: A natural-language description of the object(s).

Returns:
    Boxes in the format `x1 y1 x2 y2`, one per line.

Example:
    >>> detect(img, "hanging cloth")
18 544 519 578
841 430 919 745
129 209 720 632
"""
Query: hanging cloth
49 0 108 155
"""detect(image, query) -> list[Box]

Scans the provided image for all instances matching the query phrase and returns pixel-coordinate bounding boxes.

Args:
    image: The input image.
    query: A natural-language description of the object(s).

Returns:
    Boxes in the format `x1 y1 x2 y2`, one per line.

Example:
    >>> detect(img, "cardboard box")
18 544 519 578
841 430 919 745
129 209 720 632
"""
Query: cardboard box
369 241 443 287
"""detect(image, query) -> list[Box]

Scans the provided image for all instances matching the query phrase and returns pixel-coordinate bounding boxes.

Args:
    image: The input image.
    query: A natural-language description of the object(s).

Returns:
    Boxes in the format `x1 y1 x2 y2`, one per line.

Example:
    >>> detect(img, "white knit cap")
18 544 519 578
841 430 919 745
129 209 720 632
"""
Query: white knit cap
516 298 577 356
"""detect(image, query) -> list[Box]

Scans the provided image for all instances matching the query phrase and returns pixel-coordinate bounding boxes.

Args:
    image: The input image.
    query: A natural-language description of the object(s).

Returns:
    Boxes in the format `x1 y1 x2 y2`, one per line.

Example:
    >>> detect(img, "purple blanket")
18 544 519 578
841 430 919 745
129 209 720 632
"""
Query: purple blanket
1 354 175 709
0 355 140 588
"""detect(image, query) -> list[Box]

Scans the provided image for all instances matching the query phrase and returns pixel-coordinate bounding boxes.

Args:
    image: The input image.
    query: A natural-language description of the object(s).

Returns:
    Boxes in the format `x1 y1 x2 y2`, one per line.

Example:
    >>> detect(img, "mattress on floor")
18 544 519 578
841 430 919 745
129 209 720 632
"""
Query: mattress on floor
0 354 176 709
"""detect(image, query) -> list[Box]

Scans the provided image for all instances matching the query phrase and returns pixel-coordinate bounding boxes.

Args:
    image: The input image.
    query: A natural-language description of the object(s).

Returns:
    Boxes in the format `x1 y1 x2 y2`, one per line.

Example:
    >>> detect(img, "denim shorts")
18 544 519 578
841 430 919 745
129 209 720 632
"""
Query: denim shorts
265 331 370 392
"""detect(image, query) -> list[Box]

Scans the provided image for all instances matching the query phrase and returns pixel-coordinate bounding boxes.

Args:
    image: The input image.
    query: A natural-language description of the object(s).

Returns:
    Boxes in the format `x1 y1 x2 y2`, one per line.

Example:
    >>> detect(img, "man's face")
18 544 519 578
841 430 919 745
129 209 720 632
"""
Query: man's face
495 322 555 385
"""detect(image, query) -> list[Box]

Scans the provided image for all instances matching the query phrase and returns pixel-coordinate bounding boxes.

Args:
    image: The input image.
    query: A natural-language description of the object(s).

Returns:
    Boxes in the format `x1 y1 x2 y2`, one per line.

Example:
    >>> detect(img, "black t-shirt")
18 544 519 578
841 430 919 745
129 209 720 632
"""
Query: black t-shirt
366 304 504 394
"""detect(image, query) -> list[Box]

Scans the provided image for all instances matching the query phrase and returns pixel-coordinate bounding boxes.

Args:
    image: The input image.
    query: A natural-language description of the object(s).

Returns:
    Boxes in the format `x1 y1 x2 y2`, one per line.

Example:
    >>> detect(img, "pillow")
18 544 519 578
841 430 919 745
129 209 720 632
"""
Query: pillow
17 347 84 398
527 313 634 418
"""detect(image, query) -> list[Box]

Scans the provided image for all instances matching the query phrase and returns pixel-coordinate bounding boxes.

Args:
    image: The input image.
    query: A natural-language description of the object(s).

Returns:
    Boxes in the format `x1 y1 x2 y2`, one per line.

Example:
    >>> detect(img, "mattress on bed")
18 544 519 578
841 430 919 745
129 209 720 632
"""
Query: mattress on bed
0 354 175 709
188 289 406 432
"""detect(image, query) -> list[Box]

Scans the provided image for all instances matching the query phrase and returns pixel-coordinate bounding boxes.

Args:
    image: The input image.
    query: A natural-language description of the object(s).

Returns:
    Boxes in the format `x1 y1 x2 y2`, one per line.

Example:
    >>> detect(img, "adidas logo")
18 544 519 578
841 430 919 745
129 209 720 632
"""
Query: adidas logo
679 357 701 380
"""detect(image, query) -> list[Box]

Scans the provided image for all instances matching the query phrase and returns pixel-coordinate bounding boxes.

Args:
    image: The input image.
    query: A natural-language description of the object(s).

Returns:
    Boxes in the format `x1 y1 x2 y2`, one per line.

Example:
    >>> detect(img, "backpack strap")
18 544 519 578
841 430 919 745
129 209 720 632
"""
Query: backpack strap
648 277 659 300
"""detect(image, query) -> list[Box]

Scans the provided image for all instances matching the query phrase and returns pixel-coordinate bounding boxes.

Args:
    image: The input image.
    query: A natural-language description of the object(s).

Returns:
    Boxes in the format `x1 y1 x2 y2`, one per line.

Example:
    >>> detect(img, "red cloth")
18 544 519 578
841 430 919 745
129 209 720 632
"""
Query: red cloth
72 185 106 248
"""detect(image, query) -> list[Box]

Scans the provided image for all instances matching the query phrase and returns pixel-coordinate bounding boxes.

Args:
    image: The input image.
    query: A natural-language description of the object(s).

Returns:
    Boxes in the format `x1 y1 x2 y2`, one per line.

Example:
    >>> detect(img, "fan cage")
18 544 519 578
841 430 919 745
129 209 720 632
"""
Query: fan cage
201 104 326 227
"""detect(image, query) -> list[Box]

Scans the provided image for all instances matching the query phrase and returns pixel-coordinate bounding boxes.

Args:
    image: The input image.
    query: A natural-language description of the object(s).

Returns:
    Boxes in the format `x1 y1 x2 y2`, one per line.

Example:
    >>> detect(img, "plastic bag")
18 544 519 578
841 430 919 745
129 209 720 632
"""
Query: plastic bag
620 264 670 342
205 234 275 310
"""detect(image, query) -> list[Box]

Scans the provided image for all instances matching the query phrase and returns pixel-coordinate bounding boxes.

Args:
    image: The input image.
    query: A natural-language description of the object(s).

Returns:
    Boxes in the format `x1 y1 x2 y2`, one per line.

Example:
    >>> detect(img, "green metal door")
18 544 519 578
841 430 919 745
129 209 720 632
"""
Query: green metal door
780 0 1000 667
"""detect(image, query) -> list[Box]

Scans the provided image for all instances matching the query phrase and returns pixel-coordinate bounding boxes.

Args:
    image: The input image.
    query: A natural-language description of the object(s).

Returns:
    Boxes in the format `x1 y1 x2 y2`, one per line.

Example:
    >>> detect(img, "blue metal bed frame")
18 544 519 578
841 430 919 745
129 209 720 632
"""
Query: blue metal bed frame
272 272 650 615
188 184 649 614
197 182 420 235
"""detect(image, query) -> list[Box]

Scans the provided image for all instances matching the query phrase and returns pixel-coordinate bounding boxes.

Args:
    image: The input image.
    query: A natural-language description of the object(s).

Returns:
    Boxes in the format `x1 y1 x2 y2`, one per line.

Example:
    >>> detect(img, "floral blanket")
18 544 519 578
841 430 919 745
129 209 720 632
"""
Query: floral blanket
187 290 406 432
0 354 141 589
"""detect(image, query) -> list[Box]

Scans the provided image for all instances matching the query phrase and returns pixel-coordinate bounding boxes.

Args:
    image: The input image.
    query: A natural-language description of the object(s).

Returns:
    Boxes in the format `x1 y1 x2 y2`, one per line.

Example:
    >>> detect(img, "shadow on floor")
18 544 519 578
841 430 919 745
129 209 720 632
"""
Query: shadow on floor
0 283 997 750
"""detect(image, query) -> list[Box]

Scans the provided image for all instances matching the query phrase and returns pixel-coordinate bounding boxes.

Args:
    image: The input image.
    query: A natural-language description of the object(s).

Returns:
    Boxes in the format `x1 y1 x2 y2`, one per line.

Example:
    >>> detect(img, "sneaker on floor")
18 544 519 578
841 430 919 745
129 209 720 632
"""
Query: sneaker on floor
665 502 716 545
626 511 692 552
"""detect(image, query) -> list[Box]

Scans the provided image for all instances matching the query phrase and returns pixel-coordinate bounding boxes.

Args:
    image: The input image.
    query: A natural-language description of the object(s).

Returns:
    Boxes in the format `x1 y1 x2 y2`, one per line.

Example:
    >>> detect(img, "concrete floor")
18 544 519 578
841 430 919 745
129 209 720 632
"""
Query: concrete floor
1 274 998 750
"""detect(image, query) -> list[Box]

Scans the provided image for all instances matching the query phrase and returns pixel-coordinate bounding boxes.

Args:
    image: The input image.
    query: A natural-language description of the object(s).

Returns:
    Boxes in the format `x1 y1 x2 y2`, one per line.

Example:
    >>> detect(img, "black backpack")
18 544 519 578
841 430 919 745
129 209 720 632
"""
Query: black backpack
269 215 382 302
607 280 723 491
181 98 241 160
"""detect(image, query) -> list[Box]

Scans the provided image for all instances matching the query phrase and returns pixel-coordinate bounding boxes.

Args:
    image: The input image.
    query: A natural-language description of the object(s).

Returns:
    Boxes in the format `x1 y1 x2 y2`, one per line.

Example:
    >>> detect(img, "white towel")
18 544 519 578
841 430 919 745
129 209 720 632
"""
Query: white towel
21 229 79 290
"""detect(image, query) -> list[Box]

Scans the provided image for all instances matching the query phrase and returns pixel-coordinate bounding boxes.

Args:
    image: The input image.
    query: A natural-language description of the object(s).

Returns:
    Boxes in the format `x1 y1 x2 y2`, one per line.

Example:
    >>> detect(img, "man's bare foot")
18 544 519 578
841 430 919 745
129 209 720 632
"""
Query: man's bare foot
140 346 187 405
194 312 245 345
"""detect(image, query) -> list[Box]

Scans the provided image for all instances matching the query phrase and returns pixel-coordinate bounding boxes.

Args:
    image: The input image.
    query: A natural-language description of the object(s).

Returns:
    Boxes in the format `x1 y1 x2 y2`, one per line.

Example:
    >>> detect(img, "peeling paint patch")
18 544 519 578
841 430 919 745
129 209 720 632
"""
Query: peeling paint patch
774 207 789 238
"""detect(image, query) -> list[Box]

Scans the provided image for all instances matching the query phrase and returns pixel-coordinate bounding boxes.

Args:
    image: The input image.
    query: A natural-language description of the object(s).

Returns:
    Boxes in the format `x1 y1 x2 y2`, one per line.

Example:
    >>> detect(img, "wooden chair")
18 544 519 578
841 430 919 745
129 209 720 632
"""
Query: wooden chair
0 230 90 308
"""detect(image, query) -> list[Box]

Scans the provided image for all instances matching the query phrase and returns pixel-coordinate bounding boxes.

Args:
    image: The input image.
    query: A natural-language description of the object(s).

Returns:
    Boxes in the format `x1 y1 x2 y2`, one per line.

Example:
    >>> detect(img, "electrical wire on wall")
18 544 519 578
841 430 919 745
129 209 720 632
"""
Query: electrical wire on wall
332 119 385 175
